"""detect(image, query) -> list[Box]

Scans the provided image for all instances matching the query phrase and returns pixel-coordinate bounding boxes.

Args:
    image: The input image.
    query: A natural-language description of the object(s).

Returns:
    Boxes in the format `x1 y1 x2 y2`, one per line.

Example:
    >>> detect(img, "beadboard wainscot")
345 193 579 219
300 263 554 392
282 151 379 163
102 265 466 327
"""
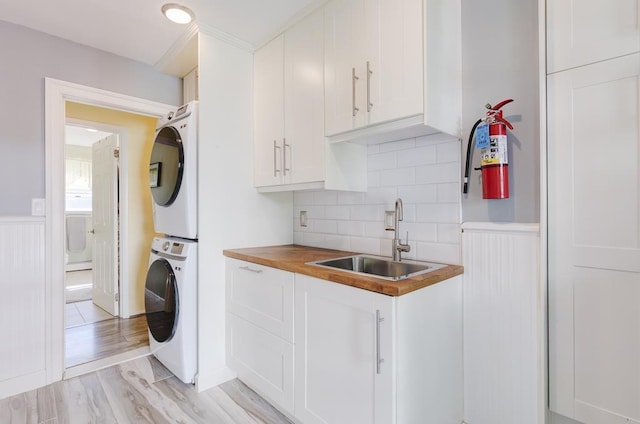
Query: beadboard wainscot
0 216 46 399
462 222 544 424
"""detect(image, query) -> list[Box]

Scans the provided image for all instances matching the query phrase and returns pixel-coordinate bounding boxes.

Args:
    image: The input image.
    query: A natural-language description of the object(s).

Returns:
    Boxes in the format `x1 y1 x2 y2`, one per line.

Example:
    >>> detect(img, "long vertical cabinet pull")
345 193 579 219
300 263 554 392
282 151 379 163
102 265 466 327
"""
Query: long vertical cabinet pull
367 61 373 112
282 139 290 176
273 140 281 177
376 309 385 374
352 67 360 116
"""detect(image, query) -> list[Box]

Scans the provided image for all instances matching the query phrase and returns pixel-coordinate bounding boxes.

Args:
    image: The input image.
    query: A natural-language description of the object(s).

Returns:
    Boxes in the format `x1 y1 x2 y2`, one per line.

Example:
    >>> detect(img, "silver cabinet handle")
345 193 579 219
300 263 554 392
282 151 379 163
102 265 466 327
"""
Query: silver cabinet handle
273 140 281 177
283 138 290 176
376 309 384 374
367 61 373 112
239 266 263 274
352 67 359 117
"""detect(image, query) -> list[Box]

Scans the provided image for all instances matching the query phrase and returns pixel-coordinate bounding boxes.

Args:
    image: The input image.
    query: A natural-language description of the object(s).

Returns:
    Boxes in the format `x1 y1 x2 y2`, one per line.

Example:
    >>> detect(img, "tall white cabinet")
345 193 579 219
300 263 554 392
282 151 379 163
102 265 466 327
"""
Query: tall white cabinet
253 9 326 188
547 1 640 423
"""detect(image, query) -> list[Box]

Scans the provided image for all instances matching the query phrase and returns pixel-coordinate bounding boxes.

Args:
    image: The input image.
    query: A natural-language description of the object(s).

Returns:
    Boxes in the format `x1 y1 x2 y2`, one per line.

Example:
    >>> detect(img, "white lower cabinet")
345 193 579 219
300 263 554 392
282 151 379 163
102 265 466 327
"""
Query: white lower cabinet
294 274 463 424
225 258 295 414
226 259 463 423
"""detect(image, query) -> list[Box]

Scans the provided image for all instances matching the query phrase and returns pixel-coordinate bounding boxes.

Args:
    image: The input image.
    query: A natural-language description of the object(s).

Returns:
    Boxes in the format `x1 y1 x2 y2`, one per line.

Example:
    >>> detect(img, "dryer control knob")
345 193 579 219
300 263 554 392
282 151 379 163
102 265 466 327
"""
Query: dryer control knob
162 241 170 251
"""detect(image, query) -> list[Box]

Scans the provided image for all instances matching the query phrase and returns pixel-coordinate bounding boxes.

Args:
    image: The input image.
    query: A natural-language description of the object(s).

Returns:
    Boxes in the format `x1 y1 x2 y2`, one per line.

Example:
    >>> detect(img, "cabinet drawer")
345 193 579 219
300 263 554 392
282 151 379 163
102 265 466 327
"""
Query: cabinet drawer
226 258 294 342
227 313 294 415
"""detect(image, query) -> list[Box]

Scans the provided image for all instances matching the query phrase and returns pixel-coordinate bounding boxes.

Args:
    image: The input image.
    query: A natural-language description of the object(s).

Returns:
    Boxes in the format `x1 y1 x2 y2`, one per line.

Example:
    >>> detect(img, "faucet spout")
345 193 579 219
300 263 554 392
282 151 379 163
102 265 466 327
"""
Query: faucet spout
392 198 411 261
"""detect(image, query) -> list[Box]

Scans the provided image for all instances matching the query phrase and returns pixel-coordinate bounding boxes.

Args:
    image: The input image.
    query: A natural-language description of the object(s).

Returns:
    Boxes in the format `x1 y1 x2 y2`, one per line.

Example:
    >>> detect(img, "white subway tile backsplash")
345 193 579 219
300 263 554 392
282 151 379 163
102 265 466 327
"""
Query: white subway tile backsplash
302 233 326 247
416 132 458 147
350 204 385 221
312 219 338 234
314 191 338 205
324 235 351 251
397 145 437 168
379 167 415 187
337 191 366 205
337 220 366 237
397 185 438 204
438 223 462 244
416 204 460 224
293 136 462 265
437 182 461 203
324 205 351 220
416 241 461 264
364 221 393 239
402 222 438 243
369 151 398 171
294 190 315 206
437 142 461 163
350 237 383 255
365 187 399 204
415 162 459 184
379 137 415 152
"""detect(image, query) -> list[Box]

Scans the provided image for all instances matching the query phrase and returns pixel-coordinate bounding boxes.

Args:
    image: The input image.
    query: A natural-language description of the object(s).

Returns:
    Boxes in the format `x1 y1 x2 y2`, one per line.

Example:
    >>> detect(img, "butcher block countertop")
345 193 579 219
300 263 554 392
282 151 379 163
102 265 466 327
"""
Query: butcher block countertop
223 245 463 296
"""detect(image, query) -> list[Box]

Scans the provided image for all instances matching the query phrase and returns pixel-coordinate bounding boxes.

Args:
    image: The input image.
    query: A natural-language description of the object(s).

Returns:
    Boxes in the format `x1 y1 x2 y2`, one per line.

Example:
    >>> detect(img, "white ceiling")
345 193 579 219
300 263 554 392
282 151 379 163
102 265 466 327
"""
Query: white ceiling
0 0 321 70
65 125 112 147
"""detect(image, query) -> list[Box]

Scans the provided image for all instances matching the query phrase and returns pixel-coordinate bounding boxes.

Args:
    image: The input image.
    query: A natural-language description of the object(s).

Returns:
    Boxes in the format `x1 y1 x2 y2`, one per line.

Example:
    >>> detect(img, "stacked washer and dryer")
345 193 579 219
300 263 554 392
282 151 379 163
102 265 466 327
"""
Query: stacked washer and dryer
144 101 198 384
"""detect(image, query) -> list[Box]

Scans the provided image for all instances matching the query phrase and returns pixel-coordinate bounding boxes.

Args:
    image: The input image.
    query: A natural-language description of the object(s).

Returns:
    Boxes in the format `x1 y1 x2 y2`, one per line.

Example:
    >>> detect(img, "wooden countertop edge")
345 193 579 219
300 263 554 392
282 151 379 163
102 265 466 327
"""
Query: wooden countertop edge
223 245 464 296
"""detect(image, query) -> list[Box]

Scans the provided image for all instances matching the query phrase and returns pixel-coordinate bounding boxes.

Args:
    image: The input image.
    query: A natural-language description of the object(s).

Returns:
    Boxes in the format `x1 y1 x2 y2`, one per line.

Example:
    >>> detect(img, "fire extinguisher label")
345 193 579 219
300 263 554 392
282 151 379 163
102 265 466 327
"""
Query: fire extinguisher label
480 134 508 166
475 124 490 149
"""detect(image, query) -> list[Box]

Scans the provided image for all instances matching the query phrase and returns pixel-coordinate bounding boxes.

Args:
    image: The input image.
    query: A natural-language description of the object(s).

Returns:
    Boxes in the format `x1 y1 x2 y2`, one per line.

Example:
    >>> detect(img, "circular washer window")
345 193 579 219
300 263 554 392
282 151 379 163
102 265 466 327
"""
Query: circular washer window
149 126 184 206
145 258 179 343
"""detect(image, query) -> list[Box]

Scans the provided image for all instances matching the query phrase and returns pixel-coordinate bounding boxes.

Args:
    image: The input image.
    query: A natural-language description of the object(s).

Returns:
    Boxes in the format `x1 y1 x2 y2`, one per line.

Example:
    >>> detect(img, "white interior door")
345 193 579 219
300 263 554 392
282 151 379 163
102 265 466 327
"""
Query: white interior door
91 134 119 316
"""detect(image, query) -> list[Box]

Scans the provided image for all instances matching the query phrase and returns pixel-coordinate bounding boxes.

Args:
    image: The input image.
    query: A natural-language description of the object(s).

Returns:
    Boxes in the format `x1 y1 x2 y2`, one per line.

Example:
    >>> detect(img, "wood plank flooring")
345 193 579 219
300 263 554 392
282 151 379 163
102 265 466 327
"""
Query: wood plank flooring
65 315 149 368
1 356 293 424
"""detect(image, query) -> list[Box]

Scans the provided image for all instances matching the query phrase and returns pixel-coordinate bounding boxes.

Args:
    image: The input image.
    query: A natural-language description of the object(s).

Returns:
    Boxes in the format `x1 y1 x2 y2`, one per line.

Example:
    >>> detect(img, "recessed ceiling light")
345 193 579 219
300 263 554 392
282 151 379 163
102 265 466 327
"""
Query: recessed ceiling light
86 128 98 133
162 3 195 24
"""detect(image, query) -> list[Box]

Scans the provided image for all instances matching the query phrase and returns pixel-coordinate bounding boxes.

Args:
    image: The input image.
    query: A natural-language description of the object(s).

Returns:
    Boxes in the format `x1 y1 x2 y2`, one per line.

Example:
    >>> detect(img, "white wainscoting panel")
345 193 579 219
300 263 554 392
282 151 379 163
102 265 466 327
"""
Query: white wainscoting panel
0 217 46 399
462 222 543 424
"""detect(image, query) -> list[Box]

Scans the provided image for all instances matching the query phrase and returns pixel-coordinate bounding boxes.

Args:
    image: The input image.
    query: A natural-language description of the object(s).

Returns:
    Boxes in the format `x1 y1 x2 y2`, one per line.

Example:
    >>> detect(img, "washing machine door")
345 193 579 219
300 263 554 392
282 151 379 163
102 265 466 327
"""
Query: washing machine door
150 126 184 207
145 258 179 343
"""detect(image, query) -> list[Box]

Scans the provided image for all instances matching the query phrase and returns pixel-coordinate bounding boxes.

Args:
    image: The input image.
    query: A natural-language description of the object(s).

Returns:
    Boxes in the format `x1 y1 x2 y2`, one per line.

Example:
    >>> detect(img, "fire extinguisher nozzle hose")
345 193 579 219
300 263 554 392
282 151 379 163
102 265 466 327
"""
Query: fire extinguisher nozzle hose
463 119 483 194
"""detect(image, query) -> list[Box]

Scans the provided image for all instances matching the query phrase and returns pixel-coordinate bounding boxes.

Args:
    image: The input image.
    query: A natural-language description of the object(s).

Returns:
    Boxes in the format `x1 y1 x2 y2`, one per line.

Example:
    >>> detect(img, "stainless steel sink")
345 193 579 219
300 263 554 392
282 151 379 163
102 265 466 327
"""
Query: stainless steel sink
307 255 445 281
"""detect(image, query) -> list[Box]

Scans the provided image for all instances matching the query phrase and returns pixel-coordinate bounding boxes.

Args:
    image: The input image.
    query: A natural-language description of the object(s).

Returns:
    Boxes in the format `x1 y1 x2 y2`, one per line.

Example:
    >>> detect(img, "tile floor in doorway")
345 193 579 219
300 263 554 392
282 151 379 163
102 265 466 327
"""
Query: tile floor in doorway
65 300 115 328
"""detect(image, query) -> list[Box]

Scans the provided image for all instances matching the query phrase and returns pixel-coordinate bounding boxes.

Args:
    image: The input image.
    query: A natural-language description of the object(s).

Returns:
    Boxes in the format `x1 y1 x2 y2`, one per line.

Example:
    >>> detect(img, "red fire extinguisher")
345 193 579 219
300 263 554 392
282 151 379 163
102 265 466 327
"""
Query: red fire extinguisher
463 99 514 199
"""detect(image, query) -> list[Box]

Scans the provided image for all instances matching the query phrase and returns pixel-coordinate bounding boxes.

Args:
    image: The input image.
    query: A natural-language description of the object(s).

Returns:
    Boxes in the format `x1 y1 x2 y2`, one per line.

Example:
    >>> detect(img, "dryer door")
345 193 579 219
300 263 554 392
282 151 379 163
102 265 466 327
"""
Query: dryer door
150 126 184 207
145 258 179 343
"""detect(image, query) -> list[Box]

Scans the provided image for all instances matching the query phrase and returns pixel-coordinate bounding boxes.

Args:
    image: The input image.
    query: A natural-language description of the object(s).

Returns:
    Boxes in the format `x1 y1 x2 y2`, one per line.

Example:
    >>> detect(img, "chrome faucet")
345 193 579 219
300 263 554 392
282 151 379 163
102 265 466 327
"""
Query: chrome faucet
392 198 411 261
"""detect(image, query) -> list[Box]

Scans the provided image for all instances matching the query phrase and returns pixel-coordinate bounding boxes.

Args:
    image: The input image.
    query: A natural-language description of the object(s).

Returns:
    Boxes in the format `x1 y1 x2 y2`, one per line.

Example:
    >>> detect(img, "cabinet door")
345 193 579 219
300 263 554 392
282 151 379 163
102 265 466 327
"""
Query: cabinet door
227 314 294 414
284 8 325 185
367 0 423 126
324 0 367 136
294 274 394 424
254 35 284 187
547 0 640 73
226 258 294 341
548 54 640 423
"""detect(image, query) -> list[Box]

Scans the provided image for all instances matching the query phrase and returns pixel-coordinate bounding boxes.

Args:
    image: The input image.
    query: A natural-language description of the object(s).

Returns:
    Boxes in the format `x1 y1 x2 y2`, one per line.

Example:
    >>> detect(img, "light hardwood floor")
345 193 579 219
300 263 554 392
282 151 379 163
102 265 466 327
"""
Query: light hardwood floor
65 315 149 368
1 356 293 424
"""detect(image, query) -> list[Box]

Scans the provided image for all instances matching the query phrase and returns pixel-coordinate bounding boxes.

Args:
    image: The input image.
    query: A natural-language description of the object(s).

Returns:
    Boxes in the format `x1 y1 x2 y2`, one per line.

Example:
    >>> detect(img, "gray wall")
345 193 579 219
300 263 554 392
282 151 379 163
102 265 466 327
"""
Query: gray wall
0 20 182 216
461 0 540 223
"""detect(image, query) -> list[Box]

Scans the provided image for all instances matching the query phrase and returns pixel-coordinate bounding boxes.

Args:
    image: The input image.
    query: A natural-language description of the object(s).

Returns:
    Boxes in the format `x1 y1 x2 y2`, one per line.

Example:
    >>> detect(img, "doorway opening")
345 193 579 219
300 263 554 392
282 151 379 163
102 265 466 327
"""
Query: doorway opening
61 102 165 375
45 78 175 384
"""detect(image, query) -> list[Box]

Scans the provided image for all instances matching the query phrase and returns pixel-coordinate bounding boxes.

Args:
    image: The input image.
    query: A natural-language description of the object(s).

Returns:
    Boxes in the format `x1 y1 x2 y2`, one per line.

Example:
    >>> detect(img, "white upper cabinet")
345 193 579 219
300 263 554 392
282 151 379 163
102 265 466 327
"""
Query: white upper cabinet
254 9 325 188
325 0 461 142
547 0 640 73
284 8 325 186
253 7 367 192
254 34 285 188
